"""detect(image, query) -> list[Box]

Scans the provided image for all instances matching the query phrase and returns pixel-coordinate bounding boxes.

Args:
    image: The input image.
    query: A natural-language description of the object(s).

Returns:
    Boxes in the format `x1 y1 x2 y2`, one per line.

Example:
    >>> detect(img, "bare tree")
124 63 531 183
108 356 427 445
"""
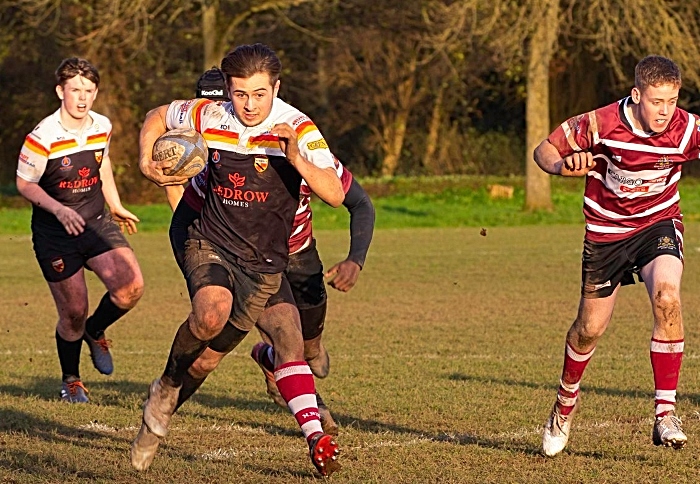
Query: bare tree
200 0 318 69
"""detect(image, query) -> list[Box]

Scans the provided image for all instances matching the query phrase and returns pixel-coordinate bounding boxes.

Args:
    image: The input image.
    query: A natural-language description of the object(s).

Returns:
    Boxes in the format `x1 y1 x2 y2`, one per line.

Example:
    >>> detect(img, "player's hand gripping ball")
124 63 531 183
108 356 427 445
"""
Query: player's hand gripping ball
153 128 208 178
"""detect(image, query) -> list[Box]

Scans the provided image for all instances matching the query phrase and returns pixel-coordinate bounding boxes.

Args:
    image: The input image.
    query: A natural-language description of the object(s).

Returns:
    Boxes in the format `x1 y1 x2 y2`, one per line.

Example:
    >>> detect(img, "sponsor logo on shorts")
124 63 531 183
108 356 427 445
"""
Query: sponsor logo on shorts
592 280 611 291
254 156 268 173
51 258 65 273
658 236 676 250
95 151 103 164
306 139 328 150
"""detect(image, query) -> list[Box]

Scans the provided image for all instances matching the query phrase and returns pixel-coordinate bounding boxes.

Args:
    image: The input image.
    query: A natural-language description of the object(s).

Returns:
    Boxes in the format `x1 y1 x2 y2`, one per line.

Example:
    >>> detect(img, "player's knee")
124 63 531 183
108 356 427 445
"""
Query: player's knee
653 287 681 325
112 278 144 309
58 305 89 332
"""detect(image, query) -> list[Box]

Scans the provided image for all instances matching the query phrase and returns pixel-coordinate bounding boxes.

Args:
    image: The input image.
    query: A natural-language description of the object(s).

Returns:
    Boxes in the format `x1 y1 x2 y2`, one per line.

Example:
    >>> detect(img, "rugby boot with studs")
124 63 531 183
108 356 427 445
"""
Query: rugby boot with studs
309 433 341 477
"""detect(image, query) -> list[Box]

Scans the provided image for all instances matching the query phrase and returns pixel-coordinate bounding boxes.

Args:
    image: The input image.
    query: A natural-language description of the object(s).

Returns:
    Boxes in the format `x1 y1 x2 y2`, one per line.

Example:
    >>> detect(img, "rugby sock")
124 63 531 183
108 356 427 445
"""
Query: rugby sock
85 292 129 339
162 321 210 388
56 331 82 381
557 343 596 416
174 372 207 411
650 338 684 418
274 361 323 442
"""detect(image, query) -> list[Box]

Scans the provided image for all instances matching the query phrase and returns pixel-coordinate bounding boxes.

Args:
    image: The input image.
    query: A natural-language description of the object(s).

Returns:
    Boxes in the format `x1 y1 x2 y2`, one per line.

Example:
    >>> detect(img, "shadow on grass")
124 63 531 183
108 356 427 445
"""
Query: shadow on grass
0 376 147 403
0 407 128 479
447 372 700 407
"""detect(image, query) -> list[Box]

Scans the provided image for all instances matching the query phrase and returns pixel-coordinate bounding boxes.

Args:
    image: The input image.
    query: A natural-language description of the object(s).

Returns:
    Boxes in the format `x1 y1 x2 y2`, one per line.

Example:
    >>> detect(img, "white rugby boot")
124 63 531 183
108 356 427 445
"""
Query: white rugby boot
542 400 579 457
652 411 687 449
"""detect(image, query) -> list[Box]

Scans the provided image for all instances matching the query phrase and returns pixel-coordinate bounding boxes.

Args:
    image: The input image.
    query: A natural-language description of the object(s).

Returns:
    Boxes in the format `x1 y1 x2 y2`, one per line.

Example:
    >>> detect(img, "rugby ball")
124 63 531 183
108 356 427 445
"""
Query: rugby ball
153 128 208 178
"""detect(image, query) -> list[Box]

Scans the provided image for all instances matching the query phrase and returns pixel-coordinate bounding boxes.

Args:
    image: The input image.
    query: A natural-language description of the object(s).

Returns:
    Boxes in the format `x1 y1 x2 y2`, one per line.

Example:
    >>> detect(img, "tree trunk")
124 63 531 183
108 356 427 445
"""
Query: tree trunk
202 1 222 70
423 81 446 175
524 0 560 211
380 72 415 176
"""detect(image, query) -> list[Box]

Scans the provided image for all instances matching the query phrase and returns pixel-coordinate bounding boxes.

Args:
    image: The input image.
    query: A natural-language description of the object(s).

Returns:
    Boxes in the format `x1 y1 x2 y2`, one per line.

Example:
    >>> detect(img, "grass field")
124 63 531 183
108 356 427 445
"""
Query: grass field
2 224 700 483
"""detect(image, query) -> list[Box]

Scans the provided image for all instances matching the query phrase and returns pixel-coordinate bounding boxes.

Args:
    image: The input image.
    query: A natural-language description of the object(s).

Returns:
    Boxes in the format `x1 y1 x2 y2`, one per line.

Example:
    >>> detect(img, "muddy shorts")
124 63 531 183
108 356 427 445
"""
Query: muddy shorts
183 237 281 332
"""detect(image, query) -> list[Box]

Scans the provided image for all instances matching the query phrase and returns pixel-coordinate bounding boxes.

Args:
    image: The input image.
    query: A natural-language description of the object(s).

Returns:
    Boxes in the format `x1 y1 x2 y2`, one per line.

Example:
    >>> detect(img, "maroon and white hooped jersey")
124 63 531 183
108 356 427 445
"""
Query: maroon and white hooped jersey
548 97 700 243
181 155 354 255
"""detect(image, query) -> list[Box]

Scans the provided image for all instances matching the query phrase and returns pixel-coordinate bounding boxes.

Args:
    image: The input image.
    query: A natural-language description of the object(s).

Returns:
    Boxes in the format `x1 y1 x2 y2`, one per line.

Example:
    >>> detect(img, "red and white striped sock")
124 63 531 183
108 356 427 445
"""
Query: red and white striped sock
274 361 323 442
556 343 595 416
650 338 684 418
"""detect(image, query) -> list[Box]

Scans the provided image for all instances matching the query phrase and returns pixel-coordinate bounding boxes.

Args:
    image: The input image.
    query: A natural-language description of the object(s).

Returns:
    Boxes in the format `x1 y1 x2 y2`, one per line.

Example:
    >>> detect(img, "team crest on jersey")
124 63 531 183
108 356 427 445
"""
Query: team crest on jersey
654 155 672 170
254 156 268 173
95 151 103 164
658 236 676 251
51 258 65 273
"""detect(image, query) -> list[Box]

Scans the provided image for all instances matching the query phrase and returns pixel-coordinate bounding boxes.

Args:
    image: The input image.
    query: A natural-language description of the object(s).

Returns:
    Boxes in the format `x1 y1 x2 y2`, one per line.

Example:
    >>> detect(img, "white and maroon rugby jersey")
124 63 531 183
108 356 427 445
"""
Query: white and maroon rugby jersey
166 98 338 272
181 156 353 255
16 110 111 231
548 97 700 243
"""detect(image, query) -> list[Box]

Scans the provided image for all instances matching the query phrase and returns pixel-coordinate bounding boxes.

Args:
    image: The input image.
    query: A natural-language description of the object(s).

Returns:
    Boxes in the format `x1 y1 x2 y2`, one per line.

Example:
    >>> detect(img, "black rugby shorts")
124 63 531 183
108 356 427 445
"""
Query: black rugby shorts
33 211 131 283
581 219 683 298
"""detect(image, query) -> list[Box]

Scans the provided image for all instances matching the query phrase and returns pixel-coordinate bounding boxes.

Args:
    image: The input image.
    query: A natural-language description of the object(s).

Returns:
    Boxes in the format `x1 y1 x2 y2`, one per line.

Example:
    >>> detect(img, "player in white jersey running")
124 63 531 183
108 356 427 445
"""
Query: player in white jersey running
534 55 700 456
15 58 143 403
132 44 344 477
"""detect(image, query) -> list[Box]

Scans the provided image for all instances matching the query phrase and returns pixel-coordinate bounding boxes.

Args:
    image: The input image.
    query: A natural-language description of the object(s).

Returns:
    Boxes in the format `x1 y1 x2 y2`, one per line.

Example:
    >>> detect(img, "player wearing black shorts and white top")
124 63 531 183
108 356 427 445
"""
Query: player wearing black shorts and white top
534 55 700 457
132 44 345 476
16 58 144 403
162 68 374 435
169 155 374 435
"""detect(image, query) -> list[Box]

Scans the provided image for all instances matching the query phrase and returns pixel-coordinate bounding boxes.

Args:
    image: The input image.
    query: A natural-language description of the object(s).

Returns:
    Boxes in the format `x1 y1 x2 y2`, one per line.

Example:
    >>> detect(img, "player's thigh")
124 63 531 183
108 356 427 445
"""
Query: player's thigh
84 215 142 289
228 262 281 333
636 220 684 299
48 269 89 322
287 243 326 308
286 244 327 340
89 247 143 294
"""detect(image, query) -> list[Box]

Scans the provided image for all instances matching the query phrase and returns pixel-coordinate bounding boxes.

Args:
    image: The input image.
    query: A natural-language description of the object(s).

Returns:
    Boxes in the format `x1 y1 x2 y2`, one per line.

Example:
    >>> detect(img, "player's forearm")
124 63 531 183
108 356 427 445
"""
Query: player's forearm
164 185 185 211
533 139 565 175
16 177 64 215
139 106 169 182
99 155 126 211
295 161 344 207
343 179 375 268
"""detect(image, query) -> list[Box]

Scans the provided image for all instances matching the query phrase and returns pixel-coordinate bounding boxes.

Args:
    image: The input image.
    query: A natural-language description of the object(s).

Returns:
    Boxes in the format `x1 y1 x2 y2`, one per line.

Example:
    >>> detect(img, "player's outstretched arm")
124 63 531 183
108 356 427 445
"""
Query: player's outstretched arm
534 139 595 177
16 177 85 235
325 179 375 292
139 105 190 187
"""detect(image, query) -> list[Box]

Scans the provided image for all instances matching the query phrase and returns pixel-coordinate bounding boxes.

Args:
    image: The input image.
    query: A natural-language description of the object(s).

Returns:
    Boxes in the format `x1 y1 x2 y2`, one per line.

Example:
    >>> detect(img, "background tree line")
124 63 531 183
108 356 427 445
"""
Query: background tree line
2 0 700 206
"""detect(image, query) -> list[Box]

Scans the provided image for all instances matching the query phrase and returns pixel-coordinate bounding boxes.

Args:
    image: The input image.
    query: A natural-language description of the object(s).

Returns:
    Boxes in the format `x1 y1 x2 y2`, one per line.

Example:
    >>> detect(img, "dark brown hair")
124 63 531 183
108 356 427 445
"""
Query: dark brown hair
55 57 100 87
220 43 281 86
635 55 681 91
